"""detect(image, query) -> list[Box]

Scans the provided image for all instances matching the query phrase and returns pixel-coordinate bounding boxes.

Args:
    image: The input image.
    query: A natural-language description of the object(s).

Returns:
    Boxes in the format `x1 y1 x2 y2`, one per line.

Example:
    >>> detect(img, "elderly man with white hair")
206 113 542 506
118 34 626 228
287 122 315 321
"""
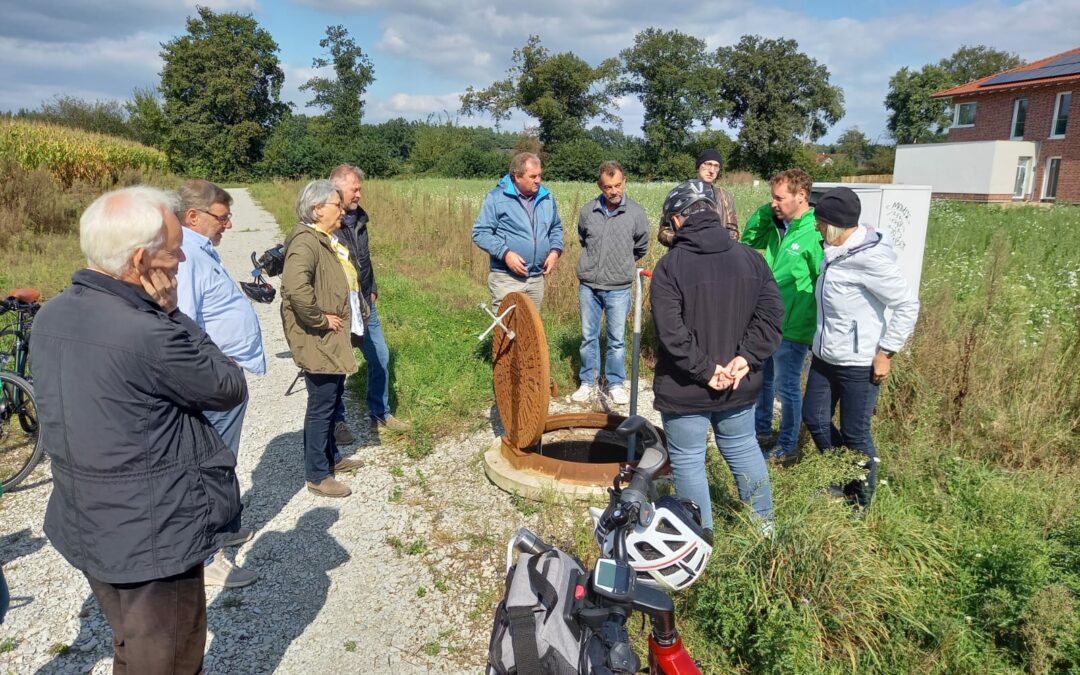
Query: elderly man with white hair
31 186 247 674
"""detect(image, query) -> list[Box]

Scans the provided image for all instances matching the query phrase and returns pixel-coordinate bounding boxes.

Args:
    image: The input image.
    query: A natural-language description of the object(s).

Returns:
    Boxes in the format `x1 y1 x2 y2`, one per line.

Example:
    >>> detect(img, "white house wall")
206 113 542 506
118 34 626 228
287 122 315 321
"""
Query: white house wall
893 141 1039 195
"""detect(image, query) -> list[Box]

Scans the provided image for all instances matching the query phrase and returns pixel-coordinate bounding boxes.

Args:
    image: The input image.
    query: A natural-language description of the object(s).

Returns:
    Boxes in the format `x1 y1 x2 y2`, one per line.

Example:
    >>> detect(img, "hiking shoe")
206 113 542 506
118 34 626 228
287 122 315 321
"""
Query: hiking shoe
373 415 412 432
333 457 366 473
306 477 352 498
756 432 777 452
334 421 356 445
204 554 258 588
606 384 630 406
570 383 595 403
221 527 254 547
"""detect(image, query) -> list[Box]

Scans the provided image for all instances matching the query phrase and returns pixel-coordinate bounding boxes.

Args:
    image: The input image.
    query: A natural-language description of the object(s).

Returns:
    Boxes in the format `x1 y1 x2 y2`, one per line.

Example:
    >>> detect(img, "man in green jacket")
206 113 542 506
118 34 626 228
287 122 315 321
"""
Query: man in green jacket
742 169 823 459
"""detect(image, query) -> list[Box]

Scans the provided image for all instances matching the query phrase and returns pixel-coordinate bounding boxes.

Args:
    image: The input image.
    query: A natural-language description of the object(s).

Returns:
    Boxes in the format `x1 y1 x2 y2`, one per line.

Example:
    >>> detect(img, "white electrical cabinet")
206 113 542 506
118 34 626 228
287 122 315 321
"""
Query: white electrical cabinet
811 183 932 297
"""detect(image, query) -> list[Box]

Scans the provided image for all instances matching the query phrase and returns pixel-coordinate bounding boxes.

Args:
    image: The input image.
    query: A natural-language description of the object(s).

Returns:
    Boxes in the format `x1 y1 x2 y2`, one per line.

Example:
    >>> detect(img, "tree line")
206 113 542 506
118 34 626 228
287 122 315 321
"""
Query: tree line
5 6 1023 181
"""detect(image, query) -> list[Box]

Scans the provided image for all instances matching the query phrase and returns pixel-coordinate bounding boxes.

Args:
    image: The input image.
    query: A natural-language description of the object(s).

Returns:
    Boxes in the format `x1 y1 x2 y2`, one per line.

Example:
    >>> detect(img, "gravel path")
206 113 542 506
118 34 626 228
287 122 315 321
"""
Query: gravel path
0 188 664 674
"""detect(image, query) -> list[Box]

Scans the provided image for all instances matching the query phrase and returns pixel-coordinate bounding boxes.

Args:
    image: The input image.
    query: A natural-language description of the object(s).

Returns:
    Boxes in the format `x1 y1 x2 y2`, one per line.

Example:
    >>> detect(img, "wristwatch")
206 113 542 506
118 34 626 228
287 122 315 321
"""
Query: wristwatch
879 349 896 358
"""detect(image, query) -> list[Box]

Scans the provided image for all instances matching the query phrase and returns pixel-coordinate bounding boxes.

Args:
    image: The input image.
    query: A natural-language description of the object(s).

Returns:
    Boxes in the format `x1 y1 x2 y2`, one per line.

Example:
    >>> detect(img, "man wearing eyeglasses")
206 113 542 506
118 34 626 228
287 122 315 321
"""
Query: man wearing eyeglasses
176 179 266 589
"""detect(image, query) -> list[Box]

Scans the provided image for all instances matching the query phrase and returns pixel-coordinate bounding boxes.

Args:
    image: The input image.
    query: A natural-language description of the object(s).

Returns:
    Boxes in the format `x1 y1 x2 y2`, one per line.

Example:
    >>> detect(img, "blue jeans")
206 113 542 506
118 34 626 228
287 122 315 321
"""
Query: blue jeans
801 356 880 506
334 301 391 423
661 406 774 530
578 285 630 387
306 373 346 482
203 398 248 565
755 340 810 454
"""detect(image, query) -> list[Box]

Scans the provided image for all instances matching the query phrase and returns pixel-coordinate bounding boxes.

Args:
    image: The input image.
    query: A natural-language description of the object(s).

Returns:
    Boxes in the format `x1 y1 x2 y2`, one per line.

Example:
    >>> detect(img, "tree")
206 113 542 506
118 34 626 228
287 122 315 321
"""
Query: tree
884 45 1025 145
160 7 288 179
716 35 844 178
300 25 375 139
126 87 168 148
460 36 620 148
37 95 131 139
884 65 952 144
836 127 873 166
615 29 720 171
940 45 1024 85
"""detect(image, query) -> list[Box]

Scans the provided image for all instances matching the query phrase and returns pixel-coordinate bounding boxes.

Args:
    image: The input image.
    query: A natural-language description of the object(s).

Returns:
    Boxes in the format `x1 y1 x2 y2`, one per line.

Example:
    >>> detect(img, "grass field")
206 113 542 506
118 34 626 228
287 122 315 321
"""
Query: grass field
251 177 1080 673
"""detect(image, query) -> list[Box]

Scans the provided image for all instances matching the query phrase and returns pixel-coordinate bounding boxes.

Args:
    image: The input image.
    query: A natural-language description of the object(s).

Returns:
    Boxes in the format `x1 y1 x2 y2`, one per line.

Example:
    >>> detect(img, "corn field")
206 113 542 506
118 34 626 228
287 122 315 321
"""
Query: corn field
0 119 168 187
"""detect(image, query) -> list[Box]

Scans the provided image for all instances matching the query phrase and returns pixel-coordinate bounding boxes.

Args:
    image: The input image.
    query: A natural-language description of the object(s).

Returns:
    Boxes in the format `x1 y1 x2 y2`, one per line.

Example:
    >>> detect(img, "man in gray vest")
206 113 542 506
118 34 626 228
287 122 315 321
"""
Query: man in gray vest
571 161 649 405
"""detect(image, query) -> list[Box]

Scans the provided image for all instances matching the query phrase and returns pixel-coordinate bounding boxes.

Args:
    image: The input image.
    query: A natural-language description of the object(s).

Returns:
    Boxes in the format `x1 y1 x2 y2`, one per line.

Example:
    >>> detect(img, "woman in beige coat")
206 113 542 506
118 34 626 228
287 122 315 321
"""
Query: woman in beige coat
281 179 369 498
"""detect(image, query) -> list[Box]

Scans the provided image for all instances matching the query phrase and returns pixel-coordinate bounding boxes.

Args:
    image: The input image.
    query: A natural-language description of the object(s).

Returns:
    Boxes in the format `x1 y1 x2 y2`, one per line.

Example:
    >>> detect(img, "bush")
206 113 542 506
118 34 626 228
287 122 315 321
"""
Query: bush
438 147 506 179
544 138 605 182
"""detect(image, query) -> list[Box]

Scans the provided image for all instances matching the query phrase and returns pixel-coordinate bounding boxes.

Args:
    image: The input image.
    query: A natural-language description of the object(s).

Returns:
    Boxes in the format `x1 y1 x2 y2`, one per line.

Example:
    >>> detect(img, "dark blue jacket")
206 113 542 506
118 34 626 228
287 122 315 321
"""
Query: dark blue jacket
336 205 377 299
472 175 563 277
31 270 247 584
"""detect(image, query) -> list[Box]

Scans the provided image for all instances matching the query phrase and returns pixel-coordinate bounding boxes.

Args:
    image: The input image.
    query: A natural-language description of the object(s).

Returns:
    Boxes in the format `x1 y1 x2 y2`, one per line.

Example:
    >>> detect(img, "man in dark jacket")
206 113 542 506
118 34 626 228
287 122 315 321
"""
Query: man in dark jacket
651 180 784 539
329 164 411 440
31 186 247 673
571 160 649 406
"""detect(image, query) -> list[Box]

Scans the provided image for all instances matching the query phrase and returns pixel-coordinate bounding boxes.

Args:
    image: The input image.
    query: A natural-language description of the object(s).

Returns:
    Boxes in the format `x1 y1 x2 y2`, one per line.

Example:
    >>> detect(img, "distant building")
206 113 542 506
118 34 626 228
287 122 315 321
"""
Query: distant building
894 47 1078 203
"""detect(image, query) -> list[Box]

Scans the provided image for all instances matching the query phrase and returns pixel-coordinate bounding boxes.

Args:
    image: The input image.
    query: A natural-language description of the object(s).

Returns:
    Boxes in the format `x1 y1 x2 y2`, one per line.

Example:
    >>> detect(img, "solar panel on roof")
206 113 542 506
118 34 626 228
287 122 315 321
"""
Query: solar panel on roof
981 52 1080 87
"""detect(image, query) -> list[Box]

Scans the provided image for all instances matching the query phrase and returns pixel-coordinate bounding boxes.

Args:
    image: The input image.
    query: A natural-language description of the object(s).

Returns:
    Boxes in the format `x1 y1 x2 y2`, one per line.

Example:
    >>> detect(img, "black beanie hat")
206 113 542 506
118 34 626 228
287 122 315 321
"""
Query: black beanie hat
695 149 723 169
814 187 861 228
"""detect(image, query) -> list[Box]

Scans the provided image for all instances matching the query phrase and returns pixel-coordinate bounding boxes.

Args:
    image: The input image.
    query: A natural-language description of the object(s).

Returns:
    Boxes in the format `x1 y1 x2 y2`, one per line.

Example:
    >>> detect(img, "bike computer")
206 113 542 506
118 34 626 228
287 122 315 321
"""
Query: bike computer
592 558 635 602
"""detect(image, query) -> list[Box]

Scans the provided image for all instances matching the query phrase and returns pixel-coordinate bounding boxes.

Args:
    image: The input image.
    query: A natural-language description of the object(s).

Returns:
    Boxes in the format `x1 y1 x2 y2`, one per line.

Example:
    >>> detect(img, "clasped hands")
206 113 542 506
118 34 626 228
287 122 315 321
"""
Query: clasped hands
709 355 750 391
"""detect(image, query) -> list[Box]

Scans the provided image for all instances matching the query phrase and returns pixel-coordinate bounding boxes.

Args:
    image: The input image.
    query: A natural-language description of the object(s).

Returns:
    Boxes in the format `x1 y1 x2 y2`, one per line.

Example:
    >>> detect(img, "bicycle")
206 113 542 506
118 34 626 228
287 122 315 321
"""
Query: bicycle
0 370 41 491
0 288 41 382
502 415 704 674
0 289 43 490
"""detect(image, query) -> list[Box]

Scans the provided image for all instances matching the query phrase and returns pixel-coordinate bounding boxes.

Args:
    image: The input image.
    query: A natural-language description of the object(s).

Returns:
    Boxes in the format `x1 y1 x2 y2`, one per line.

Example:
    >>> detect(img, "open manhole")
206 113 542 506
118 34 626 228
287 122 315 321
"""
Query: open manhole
483 292 653 500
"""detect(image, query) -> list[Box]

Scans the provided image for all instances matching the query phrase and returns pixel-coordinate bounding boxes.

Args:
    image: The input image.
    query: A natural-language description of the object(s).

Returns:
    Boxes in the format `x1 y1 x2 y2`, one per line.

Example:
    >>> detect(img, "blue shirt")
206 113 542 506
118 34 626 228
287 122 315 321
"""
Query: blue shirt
176 228 267 376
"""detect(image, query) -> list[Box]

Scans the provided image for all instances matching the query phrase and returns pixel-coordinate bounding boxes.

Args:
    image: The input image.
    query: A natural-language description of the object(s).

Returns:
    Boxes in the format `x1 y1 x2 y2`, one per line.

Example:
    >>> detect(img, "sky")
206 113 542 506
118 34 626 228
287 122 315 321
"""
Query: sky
2 0 1079 144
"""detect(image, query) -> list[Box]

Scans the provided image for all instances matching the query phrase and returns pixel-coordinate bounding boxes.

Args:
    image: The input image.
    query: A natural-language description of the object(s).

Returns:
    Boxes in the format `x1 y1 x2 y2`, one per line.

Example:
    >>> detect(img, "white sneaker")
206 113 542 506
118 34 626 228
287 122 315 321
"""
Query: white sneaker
607 384 630 405
204 552 258 588
570 383 595 402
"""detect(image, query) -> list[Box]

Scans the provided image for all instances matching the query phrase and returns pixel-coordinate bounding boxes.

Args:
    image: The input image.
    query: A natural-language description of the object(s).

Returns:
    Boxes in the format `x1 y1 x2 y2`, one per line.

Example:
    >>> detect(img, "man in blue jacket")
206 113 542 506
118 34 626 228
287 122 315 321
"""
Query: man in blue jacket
32 186 247 673
472 152 563 310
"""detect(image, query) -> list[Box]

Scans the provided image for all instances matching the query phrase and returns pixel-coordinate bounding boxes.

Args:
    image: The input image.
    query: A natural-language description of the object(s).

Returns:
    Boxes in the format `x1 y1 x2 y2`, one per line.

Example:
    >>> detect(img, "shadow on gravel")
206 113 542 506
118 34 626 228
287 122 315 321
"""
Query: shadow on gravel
0 527 47 565
34 594 111 675
205 507 349 673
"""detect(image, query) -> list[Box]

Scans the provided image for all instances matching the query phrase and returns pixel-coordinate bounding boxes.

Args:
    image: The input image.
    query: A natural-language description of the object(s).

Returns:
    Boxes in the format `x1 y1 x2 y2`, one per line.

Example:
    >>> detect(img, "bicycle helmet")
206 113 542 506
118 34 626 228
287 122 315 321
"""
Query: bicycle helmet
660 180 716 229
240 279 276 303
590 495 713 592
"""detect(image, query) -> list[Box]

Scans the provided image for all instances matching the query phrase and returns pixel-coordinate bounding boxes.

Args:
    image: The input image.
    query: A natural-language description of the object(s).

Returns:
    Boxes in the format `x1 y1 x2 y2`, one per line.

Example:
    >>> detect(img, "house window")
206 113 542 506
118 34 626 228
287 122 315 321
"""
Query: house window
1042 157 1061 201
1011 98 1028 139
953 102 977 128
1051 92 1071 138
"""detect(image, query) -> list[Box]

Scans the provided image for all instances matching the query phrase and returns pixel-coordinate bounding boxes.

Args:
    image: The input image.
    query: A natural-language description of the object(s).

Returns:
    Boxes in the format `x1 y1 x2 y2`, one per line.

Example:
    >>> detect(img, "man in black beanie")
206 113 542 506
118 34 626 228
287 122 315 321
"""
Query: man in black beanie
658 148 740 246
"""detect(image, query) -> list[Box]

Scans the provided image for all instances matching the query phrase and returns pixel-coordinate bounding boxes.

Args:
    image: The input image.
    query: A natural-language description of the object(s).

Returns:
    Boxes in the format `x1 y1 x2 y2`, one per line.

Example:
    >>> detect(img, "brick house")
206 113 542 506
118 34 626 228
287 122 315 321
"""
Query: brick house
893 47 1078 203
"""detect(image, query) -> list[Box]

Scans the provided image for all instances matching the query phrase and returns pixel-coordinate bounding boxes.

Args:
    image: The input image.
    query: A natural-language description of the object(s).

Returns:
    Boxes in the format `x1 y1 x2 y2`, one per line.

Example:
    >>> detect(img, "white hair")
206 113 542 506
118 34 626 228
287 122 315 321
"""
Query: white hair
296 179 341 225
80 186 177 278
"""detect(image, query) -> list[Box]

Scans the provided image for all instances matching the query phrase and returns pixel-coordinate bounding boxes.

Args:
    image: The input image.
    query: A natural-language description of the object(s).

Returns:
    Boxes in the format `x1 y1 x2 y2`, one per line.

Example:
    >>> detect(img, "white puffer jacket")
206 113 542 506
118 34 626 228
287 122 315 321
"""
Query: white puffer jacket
812 227 919 367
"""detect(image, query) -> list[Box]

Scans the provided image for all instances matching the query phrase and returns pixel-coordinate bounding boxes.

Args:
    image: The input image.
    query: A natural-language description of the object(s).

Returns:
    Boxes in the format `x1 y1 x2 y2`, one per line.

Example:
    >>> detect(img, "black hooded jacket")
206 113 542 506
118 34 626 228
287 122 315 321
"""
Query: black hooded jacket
650 209 784 413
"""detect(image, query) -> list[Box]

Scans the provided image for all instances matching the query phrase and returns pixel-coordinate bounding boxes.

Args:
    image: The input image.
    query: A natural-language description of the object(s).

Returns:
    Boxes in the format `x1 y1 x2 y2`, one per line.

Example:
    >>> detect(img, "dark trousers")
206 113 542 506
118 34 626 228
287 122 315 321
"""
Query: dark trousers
304 372 345 482
802 356 881 506
85 565 206 674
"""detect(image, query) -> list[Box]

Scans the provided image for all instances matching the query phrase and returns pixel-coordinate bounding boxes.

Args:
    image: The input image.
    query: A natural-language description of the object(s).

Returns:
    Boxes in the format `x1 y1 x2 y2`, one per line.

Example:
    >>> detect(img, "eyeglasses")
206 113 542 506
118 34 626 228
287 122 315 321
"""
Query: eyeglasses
322 201 343 210
198 209 232 224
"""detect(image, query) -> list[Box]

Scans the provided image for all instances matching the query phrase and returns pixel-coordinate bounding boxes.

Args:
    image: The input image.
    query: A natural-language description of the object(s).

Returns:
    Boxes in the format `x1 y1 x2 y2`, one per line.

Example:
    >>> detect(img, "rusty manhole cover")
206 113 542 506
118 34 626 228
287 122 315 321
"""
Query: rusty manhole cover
492 291 549 449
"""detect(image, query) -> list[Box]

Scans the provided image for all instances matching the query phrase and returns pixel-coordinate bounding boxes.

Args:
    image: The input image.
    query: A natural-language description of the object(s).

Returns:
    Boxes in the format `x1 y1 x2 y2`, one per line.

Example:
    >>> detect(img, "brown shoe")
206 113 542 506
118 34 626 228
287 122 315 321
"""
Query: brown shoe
306 477 352 498
333 457 366 473
373 415 412 432
334 421 356 445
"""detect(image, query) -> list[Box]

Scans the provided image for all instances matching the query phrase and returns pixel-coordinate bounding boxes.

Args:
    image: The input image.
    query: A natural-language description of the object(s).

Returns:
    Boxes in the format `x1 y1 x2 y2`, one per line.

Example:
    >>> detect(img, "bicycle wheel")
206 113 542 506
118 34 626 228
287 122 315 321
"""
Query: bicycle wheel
0 372 42 491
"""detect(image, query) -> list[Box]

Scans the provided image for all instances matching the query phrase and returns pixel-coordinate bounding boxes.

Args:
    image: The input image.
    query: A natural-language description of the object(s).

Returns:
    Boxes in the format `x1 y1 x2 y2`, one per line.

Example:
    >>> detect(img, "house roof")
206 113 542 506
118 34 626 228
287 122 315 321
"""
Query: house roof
932 46 1080 98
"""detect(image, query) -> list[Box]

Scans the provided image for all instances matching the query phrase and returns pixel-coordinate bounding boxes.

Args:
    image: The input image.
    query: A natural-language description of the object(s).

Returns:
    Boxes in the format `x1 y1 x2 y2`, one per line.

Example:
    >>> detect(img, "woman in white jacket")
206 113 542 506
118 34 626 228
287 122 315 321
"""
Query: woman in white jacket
802 187 919 507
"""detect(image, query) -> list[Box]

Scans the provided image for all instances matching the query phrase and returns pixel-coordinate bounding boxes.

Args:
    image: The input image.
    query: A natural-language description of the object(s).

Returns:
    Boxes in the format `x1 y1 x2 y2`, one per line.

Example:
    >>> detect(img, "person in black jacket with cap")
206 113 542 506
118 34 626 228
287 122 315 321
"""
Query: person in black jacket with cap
651 180 784 539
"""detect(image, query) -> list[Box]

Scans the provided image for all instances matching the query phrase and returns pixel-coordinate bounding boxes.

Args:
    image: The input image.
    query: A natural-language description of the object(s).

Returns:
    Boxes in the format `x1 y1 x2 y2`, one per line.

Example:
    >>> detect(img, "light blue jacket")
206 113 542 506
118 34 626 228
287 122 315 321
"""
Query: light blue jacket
812 227 919 367
472 175 563 277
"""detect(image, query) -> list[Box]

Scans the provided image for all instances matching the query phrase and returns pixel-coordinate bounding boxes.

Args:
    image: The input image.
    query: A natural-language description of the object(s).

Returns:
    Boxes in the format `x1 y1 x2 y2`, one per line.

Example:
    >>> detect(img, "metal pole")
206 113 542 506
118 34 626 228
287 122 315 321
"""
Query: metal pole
627 268 650 463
